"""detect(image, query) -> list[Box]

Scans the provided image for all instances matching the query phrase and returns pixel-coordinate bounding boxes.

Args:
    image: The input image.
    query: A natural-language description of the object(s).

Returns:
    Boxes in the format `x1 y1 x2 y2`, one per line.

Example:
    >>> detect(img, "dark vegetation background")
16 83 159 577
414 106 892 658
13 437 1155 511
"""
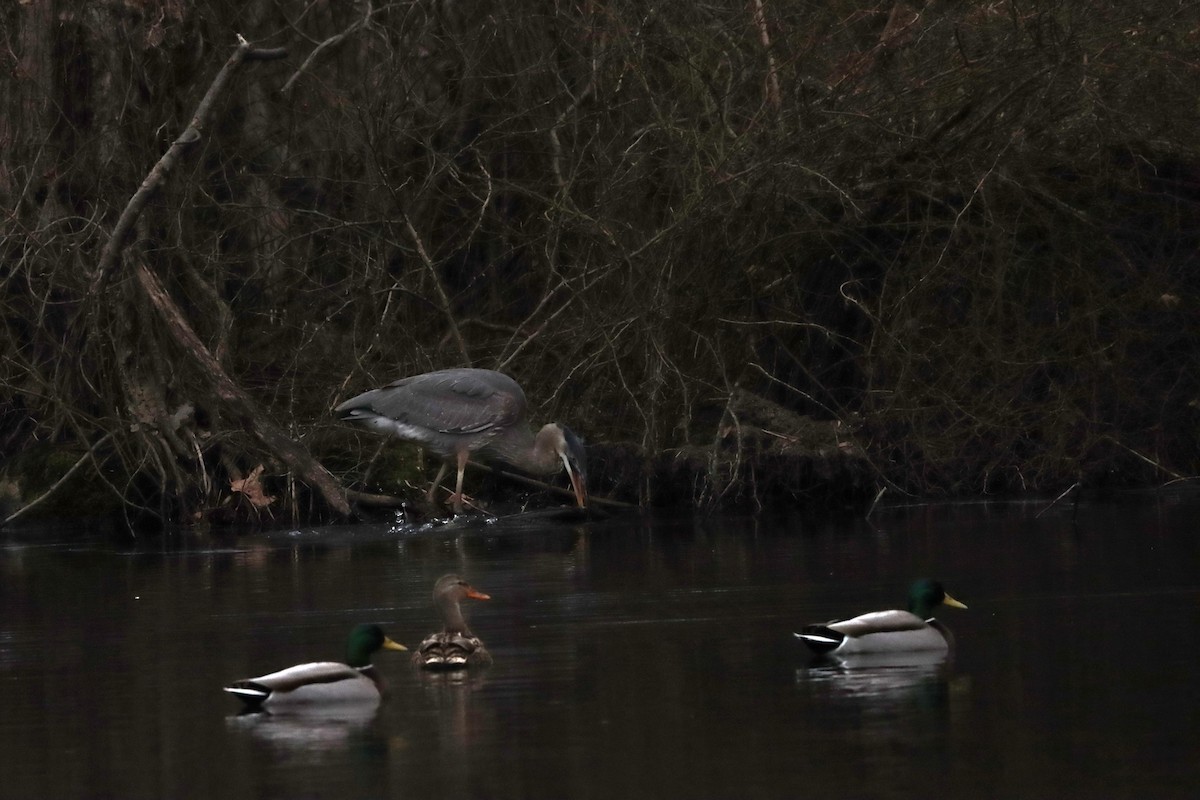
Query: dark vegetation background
3 1 1199 528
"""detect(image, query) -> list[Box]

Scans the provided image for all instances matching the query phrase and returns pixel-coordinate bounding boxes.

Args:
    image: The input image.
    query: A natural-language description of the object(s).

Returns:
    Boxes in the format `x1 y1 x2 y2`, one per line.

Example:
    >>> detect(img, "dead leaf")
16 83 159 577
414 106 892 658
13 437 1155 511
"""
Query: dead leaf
230 464 275 508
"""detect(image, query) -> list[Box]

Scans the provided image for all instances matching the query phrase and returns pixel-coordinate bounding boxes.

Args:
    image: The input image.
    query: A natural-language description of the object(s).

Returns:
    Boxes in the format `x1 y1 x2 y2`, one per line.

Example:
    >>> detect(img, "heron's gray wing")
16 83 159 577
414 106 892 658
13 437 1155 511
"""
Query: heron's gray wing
362 369 527 436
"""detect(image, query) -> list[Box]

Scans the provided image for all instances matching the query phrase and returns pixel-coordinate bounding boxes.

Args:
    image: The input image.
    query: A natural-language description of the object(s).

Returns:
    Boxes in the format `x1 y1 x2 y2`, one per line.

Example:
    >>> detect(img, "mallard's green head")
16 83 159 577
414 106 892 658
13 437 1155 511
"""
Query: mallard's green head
907 579 968 619
346 624 408 668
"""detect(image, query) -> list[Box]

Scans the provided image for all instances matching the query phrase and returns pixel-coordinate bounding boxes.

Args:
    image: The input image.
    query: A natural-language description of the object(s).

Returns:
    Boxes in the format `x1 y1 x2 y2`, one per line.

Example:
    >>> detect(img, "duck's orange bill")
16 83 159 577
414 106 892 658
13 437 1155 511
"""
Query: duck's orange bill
466 589 491 601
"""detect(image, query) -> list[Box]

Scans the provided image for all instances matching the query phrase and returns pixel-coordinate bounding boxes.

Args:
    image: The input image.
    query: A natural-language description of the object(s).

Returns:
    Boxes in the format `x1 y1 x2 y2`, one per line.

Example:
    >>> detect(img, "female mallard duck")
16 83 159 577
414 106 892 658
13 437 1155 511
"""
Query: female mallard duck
414 574 492 670
795 579 968 655
224 624 407 710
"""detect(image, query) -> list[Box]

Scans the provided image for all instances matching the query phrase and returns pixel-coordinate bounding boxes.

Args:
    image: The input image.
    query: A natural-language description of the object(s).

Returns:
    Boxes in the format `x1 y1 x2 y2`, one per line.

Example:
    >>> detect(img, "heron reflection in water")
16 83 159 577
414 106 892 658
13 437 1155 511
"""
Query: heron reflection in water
336 368 588 514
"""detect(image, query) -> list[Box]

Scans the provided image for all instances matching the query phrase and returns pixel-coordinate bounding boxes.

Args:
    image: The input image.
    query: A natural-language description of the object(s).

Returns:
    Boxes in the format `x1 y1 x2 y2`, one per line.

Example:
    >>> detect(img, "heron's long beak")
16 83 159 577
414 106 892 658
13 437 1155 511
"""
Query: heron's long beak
561 456 588 508
571 468 588 508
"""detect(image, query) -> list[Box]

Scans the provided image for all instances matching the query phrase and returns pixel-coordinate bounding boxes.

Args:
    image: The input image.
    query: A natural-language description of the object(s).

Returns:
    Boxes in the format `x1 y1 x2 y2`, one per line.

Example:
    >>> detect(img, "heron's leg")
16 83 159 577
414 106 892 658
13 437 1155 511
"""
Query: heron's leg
428 461 450 503
449 450 469 514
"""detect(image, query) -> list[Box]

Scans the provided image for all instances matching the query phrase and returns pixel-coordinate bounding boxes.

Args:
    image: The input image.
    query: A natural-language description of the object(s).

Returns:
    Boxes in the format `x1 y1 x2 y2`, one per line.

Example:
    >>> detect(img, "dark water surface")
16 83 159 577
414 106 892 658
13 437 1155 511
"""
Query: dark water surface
2 496 1198 799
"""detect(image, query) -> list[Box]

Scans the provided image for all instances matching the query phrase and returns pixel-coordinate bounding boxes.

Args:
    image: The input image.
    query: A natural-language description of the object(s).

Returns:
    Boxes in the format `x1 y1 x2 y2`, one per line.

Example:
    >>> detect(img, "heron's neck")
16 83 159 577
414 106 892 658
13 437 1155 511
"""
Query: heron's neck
491 424 561 475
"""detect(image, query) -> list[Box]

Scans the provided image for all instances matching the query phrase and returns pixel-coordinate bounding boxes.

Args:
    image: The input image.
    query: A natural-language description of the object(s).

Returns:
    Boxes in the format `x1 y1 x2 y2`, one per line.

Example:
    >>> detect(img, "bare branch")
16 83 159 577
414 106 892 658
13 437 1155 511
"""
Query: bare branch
3 432 115 528
86 37 289 297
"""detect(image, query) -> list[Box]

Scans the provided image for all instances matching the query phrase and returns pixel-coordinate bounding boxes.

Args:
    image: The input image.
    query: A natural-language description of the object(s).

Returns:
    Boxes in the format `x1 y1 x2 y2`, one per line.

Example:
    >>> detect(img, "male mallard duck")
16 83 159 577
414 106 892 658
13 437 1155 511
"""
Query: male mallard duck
795 579 968 655
224 624 407 710
414 574 492 670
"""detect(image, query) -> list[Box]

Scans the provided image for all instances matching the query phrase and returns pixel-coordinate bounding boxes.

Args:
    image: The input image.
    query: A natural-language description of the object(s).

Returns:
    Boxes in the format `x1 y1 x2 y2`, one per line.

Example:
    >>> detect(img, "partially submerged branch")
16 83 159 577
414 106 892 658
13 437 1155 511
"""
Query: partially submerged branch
84 36 350 519
135 261 350 516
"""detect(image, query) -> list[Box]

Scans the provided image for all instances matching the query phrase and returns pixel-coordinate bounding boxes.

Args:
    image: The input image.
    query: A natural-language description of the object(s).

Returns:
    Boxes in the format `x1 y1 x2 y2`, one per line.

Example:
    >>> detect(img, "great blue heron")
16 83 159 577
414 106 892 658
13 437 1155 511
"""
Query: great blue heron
335 368 587 513
413 574 492 670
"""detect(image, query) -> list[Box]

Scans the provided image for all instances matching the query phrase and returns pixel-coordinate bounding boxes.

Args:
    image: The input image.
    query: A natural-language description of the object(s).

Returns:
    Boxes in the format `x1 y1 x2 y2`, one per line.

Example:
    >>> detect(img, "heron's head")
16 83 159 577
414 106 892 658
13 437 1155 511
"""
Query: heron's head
551 423 588 508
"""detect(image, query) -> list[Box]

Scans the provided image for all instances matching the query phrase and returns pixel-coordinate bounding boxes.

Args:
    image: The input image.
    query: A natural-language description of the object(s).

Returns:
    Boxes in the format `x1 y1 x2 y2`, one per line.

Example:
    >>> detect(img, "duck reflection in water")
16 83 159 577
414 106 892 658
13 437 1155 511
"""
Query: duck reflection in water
804 646 950 693
225 702 385 756
800 652 966 729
